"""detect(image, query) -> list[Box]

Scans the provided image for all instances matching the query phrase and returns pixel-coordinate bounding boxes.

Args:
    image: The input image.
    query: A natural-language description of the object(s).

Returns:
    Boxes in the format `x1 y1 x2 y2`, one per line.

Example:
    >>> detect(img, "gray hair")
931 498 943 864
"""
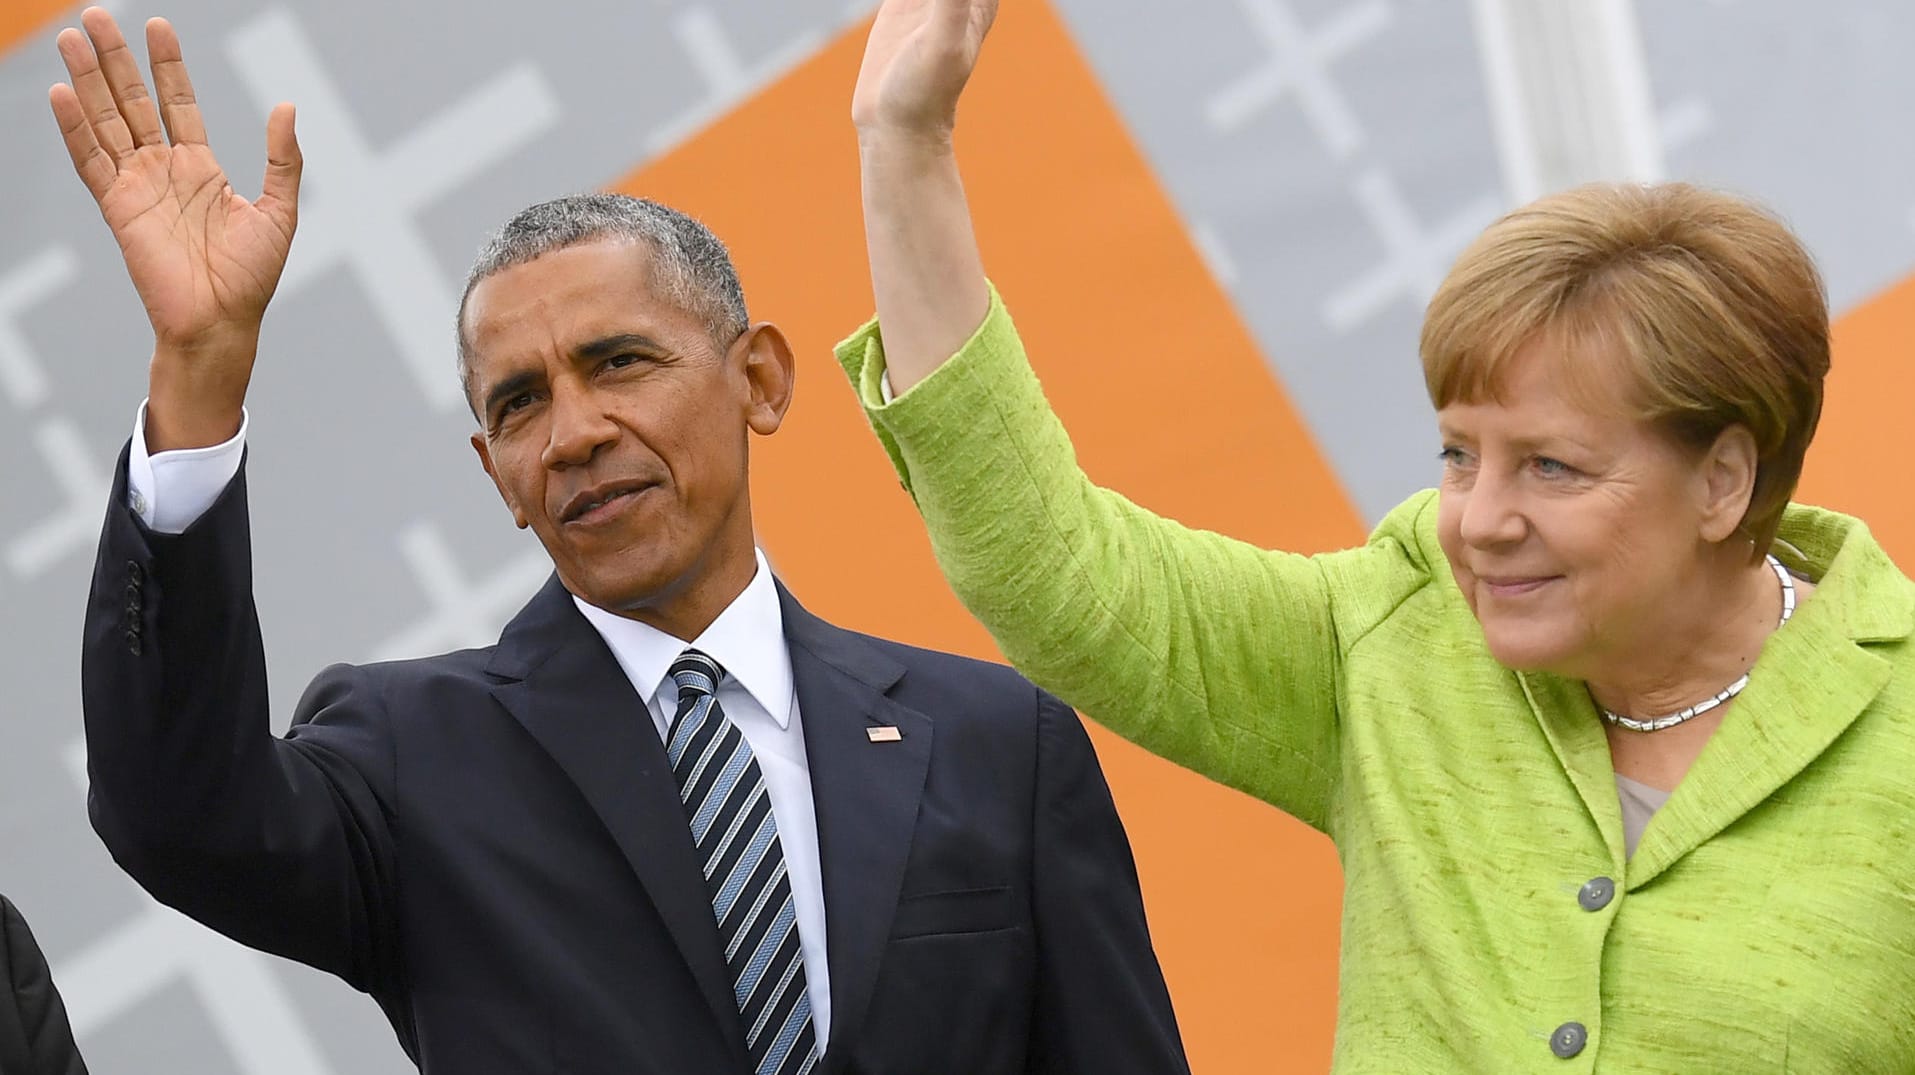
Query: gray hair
455 193 751 411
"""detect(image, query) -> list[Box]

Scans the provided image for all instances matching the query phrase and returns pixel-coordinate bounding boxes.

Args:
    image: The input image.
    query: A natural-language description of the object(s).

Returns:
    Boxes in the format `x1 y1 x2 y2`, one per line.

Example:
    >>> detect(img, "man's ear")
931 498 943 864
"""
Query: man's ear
1698 424 1758 545
472 433 530 529
736 322 796 436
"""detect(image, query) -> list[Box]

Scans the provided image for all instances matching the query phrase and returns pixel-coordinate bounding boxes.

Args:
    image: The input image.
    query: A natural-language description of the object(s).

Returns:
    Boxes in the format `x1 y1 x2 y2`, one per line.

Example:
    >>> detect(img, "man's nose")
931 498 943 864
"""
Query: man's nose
541 382 618 468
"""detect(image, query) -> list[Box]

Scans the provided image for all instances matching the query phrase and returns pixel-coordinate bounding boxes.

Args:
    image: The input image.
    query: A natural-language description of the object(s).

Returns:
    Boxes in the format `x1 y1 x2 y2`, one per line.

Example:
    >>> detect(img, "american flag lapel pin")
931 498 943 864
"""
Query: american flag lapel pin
865 726 903 743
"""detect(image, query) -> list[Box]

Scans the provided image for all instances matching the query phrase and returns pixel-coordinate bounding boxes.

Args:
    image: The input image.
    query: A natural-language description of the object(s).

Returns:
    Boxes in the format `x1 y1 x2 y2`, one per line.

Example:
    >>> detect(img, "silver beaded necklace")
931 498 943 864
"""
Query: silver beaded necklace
1597 554 1796 733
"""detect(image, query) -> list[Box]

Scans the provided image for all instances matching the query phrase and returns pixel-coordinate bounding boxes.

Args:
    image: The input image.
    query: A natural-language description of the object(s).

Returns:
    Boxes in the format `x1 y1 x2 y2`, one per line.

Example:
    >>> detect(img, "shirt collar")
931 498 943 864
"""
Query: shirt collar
570 549 793 728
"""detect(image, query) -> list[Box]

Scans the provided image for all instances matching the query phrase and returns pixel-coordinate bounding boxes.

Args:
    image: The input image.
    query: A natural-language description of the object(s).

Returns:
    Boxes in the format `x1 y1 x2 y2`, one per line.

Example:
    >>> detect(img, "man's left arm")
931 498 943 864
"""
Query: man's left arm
1027 693 1192 1074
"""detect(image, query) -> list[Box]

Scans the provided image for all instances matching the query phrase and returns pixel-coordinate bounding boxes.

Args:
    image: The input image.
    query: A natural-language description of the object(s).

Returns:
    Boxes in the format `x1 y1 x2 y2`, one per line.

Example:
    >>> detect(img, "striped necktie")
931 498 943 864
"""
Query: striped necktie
665 649 820 1075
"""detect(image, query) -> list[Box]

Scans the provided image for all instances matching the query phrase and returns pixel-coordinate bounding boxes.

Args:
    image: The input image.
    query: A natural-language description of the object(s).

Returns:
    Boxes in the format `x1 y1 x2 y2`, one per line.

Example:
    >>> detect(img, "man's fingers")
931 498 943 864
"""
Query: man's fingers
56 27 136 164
81 7 165 150
257 104 302 234
146 18 207 146
48 83 118 203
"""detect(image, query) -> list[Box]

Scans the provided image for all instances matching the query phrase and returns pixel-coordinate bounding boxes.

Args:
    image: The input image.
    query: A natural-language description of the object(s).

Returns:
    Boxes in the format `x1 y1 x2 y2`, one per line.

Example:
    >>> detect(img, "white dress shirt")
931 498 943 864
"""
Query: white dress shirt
126 405 834 1044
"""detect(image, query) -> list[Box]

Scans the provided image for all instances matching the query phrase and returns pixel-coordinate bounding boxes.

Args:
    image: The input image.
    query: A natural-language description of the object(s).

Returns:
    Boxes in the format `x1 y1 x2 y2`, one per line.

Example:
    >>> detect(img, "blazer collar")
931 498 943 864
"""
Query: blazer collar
571 549 796 730
1769 502 1914 643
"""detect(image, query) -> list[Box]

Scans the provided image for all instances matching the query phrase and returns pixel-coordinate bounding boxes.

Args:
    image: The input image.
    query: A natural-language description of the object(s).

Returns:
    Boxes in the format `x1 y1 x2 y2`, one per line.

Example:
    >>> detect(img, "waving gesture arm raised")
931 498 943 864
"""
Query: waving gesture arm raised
851 0 997 392
48 8 301 451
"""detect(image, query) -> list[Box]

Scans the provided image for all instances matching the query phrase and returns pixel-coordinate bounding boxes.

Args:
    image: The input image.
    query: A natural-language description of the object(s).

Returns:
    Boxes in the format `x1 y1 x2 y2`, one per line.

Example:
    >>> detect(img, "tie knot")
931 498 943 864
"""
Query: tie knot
669 649 724 702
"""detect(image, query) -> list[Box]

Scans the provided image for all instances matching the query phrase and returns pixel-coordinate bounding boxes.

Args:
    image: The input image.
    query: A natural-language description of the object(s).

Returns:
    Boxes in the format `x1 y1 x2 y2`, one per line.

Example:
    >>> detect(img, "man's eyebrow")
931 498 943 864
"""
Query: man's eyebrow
482 370 541 421
480 335 668 422
575 333 666 362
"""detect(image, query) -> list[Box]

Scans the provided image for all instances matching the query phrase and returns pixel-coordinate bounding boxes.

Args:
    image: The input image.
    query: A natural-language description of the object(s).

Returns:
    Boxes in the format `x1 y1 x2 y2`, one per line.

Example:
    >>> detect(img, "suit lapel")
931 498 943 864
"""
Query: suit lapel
776 586 932 1071
487 576 748 1065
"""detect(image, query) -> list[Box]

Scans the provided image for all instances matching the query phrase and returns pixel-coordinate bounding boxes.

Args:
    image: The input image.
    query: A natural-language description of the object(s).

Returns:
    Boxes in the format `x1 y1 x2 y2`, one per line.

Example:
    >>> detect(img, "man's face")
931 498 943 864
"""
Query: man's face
464 239 792 631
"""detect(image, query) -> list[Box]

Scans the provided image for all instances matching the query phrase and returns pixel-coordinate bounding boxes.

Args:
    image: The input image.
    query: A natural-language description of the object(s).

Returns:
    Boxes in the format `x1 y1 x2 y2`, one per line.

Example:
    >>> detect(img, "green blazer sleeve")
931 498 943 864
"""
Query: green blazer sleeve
836 289 1431 831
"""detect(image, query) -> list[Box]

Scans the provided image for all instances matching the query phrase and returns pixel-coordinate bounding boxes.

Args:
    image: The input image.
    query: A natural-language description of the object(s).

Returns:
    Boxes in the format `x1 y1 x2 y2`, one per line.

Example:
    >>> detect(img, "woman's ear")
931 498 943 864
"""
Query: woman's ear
1698 424 1758 545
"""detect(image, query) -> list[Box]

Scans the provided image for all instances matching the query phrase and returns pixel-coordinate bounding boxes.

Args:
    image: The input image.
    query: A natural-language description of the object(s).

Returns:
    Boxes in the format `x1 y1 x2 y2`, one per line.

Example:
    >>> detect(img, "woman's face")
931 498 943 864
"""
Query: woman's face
1435 338 1723 679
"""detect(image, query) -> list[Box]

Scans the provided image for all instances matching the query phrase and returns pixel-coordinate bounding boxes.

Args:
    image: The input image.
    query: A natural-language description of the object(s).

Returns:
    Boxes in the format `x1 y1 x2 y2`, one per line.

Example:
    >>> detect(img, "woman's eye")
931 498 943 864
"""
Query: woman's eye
1533 456 1572 477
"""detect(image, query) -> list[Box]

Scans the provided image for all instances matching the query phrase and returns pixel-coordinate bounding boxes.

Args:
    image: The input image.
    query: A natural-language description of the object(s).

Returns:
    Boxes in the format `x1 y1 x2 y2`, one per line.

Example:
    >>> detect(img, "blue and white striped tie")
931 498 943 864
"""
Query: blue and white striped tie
666 649 820 1075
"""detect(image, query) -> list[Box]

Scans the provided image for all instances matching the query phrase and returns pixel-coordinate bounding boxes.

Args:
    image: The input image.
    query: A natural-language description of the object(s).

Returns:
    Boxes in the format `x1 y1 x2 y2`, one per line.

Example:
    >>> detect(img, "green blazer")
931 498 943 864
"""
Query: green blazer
836 289 1915 1073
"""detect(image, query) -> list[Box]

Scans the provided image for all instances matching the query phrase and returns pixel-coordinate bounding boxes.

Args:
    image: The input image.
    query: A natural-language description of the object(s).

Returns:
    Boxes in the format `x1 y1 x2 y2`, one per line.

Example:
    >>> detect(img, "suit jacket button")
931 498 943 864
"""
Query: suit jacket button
126 560 144 584
1577 876 1615 911
1550 1021 1587 1058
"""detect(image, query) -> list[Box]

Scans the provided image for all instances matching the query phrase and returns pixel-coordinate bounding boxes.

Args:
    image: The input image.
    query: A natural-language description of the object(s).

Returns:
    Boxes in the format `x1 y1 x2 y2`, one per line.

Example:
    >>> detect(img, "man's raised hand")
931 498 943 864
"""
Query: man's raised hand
48 8 302 449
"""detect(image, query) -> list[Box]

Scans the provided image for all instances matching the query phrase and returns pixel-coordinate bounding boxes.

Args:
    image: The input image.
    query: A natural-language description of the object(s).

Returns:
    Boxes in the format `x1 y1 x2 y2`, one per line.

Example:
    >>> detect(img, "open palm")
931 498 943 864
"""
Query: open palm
853 0 998 135
50 9 301 350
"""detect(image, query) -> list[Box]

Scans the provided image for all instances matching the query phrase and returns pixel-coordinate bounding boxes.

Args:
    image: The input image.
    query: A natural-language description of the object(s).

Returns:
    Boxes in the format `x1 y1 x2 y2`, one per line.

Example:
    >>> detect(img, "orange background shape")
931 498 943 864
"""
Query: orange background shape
618 2 1360 1071
1800 273 1915 563
0 0 71 57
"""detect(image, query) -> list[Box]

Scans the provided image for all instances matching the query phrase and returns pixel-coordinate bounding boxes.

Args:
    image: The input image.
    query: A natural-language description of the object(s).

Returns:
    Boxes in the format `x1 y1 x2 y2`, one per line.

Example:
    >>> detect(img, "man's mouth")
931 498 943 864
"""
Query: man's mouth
560 481 655 524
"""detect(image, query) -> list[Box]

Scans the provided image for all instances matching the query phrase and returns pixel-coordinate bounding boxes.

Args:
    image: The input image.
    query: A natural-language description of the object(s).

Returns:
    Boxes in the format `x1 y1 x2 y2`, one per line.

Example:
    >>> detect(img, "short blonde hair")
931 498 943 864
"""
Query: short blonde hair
1421 182 1830 555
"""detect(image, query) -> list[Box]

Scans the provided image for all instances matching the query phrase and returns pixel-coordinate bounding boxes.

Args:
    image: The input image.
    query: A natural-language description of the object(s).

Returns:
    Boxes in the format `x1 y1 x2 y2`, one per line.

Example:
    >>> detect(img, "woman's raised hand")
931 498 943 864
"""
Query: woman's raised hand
848 0 999 392
852 0 998 142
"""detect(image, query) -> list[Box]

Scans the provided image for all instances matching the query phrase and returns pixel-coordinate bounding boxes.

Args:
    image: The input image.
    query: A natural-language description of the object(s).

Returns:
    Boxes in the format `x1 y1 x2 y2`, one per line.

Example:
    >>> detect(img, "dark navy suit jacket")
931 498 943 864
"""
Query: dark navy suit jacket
0 896 86 1075
80 453 1190 1074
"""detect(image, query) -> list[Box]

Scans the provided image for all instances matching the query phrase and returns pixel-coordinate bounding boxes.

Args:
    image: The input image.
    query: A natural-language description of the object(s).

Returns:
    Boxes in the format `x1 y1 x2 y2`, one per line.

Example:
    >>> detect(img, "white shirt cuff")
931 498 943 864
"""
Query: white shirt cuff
879 370 895 404
128 401 249 534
